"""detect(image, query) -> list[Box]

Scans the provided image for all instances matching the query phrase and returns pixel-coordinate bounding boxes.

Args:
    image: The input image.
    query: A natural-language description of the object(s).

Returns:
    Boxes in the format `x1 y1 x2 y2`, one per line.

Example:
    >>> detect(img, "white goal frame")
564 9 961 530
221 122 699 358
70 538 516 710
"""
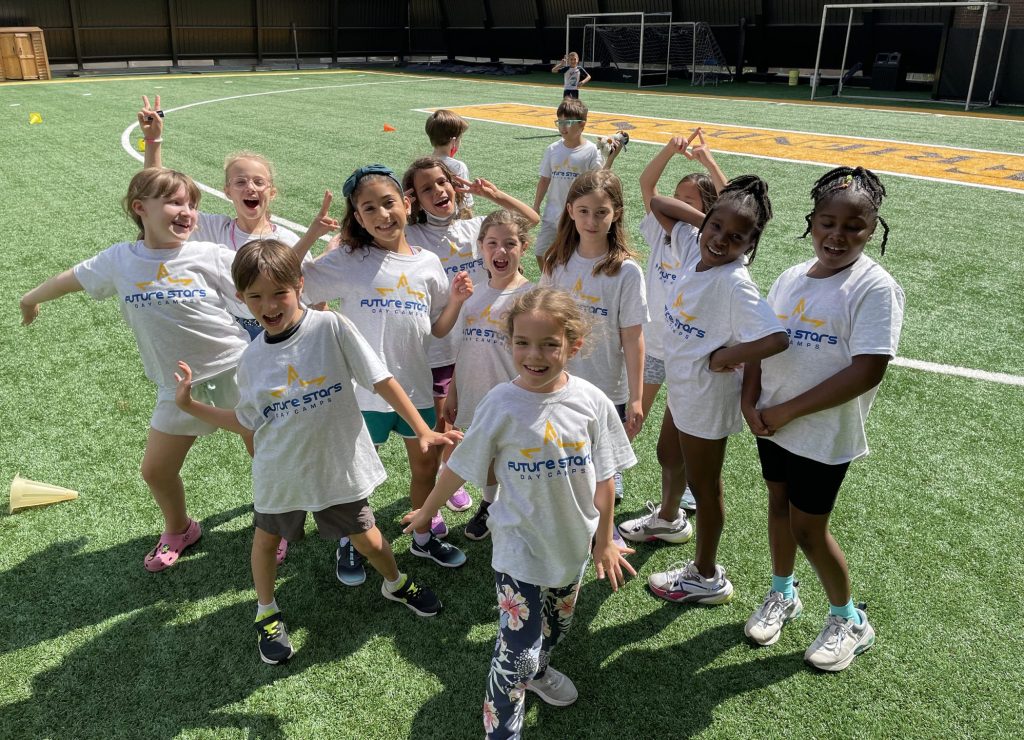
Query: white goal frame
566 12 673 88
811 2 1011 110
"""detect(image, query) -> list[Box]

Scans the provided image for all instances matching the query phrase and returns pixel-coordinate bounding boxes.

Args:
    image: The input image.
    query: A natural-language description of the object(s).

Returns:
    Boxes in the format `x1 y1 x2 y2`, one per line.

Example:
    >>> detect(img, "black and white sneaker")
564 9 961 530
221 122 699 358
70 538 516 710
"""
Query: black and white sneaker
410 534 467 568
335 539 366 587
255 612 294 665
464 502 491 541
381 577 443 617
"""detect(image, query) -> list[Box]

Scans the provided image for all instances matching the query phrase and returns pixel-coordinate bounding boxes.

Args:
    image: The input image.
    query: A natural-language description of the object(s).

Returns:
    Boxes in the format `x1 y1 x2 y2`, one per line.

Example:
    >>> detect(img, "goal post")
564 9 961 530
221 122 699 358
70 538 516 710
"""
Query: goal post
565 12 673 88
810 2 1011 110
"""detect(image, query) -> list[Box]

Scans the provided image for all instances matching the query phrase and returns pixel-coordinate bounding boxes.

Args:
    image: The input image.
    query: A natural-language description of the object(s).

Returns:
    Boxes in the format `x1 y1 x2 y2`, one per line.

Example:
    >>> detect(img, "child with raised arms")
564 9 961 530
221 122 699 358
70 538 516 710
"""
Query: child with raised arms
424 109 475 215
19 168 249 572
405 287 636 739
617 129 725 543
403 157 539 527
299 164 473 584
540 169 647 502
645 175 789 605
174 239 455 664
440 210 535 540
741 166 904 671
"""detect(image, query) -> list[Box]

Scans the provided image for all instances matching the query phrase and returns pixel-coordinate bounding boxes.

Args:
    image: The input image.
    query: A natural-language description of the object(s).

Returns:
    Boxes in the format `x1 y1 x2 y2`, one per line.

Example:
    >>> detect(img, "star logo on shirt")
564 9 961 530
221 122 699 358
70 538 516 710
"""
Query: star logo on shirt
135 262 194 290
375 273 425 301
572 278 600 304
777 298 825 328
269 364 326 398
520 421 586 459
445 238 474 261
465 305 506 328
671 291 696 322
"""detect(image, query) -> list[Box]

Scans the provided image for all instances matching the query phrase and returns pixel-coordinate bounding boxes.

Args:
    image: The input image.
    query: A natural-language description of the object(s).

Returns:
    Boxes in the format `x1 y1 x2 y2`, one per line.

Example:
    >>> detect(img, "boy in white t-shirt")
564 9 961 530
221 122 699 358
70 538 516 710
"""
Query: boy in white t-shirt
425 109 475 215
532 98 620 269
174 239 457 665
552 52 591 99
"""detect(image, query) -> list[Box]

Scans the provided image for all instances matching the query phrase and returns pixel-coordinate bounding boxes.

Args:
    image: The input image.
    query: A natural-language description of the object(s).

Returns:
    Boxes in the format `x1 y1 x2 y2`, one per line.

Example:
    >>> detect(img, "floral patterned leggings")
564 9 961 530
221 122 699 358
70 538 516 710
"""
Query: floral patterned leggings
483 570 582 739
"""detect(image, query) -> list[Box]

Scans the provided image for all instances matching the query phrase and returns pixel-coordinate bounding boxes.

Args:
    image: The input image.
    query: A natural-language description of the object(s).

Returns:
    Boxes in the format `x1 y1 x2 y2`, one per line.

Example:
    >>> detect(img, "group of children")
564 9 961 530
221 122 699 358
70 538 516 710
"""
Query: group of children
18 87 903 737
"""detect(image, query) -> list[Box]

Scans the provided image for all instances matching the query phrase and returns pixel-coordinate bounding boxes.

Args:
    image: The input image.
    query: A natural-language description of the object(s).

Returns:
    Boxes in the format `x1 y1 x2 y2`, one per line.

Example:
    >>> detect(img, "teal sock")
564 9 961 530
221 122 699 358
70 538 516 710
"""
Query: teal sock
771 574 795 600
829 599 861 625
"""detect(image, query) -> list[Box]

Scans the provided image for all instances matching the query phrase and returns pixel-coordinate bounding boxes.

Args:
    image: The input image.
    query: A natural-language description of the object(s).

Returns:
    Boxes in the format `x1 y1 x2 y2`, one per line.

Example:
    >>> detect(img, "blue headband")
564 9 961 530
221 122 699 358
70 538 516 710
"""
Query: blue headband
343 164 403 200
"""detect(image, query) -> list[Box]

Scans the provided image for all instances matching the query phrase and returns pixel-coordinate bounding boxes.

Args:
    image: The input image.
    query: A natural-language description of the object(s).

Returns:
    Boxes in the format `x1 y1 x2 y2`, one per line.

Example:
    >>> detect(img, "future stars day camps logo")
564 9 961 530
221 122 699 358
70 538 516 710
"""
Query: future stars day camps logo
463 304 507 342
507 421 592 479
776 298 838 349
359 273 429 315
664 289 705 338
261 364 346 420
125 262 208 307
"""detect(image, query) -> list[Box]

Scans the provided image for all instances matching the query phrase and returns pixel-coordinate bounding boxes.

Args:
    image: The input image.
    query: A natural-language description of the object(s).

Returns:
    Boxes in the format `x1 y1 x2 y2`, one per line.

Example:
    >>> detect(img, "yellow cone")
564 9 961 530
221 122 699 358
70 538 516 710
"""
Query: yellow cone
28 112 42 124
9 474 79 514
137 137 147 152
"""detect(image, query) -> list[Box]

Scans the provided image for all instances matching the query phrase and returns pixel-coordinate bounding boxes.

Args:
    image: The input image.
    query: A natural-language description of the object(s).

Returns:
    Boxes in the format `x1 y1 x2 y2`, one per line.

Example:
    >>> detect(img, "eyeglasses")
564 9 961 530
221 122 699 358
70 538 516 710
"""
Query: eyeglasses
554 119 585 128
228 176 271 190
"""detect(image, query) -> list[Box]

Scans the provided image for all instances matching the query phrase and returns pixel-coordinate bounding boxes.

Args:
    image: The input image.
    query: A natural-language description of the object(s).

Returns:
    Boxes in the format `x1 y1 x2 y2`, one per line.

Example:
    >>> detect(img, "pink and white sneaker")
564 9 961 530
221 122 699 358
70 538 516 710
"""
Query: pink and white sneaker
445 486 472 512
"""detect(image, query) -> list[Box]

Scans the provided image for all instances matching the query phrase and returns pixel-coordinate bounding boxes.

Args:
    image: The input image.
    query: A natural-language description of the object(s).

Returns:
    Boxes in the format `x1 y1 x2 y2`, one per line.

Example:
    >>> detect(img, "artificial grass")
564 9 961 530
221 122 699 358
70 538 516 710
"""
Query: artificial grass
1 69 1022 738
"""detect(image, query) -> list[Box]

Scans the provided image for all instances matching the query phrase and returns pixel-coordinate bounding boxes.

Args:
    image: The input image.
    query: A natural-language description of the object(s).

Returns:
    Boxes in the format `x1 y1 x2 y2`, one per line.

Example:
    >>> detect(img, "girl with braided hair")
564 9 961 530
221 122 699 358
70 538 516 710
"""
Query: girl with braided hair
643 175 790 605
740 166 904 671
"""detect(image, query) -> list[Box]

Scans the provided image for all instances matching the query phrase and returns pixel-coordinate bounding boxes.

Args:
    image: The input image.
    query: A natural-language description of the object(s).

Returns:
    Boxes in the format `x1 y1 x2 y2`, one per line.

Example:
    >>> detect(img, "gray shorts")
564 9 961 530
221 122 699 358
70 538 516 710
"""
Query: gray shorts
152 367 239 436
534 220 559 257
643 354 666 385
253 500 375 541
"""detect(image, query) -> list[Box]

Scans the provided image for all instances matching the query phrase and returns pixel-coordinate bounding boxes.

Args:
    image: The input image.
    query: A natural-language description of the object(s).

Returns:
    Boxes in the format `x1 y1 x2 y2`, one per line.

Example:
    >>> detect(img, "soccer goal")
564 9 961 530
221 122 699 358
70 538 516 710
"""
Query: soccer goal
811 2 1011 110
565 12 673 88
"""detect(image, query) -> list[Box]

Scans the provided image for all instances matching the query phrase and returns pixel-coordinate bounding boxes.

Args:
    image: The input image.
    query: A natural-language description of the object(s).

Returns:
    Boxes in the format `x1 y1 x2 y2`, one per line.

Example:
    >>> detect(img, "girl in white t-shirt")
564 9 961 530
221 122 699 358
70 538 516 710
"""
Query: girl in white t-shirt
20 168 249 572
645 175 789 606
741 166 904 672
441 210 535 540
403 157 539 523
539 169 648 503
138 95 321 338
405 287 636 739
301 164 473 575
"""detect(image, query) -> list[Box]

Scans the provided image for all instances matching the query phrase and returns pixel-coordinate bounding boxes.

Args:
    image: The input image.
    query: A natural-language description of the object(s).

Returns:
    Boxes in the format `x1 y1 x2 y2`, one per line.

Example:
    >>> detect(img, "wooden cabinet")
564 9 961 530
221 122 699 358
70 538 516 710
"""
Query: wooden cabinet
0 27 51 82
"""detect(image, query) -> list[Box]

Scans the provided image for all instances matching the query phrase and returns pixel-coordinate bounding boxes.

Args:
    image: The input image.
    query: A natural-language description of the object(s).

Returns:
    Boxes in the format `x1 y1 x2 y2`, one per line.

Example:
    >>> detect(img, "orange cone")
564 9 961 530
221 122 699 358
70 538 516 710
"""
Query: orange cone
383 123 396 132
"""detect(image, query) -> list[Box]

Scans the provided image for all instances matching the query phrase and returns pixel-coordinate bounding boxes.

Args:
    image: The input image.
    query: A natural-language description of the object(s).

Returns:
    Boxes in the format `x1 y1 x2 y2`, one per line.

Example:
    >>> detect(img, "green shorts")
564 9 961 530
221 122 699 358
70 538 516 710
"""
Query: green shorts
361 407 436 446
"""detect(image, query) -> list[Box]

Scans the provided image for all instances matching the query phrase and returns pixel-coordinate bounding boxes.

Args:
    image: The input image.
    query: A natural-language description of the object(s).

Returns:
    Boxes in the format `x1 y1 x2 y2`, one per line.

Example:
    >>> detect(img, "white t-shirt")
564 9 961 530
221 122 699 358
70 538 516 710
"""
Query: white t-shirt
192 212 300 251
539 140 604 224
447 375 636 587
541 253 648 405
73 240 249 389
640 211 688 361
662 222 783 439
452 280 535 428
235 310 391 514
302 245 448 412
439 156 474 210
563 66 587 91
758 256 905 464
405 216 488 367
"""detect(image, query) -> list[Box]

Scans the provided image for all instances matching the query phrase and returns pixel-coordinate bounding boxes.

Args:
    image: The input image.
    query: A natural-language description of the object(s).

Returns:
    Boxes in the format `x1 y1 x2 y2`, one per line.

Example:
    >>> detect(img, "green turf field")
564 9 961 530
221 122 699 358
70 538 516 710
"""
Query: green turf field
1 69 1022 738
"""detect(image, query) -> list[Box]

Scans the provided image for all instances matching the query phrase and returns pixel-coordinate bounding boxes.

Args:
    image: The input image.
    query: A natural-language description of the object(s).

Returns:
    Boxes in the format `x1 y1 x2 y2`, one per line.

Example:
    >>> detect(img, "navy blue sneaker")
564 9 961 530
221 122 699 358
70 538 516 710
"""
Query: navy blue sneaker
335 539 366 587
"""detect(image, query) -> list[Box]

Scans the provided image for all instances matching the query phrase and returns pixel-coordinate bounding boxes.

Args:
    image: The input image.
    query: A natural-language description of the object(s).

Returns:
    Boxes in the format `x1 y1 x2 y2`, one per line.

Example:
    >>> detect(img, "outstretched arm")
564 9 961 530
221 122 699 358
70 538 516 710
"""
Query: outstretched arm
454 176 540 225
708 332 789 373
639 136 686 213
374 376 459 454
174 361 254 449
20 269 83 325
650 194 705 232
291 191 339 262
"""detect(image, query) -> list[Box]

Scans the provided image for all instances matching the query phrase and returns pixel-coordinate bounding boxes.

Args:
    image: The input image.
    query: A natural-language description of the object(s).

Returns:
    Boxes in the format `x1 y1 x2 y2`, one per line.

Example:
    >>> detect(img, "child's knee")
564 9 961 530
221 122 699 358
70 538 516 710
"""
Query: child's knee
410 451 439 482
252 528 281 554
140 457 179 487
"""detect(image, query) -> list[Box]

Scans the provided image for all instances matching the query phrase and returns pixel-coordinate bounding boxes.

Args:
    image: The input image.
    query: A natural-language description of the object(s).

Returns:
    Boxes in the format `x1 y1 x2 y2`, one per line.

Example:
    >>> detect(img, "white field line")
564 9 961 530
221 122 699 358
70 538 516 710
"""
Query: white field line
117 83 1024 387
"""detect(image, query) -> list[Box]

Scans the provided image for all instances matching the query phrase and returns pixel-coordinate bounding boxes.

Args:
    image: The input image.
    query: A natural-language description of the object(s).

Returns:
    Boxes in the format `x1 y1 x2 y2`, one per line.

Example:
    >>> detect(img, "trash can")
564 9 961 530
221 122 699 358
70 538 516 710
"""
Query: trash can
871 52 903 90
788 69 799 86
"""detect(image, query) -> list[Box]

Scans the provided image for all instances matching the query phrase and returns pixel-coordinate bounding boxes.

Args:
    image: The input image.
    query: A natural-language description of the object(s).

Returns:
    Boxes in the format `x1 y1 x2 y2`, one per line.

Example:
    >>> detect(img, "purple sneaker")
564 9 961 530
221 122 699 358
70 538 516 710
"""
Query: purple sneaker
430 511 449 539
446 486 472 512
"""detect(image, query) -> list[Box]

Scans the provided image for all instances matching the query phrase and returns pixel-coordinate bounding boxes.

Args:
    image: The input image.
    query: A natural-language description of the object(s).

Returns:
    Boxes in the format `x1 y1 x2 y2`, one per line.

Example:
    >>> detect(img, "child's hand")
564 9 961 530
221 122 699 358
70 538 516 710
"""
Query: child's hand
593 535 636 592
401 508 433 535
19 297 39 326
742 401 771 436
708 347 741 373
306 190 339 241
173 361 195 410
665 135 689 155
442 392 459 425
415 428 462 455
760 404 793 434
684 128 714 166
137 95 163 140
450 271 474 304
624 402 644 440
453 175 497 200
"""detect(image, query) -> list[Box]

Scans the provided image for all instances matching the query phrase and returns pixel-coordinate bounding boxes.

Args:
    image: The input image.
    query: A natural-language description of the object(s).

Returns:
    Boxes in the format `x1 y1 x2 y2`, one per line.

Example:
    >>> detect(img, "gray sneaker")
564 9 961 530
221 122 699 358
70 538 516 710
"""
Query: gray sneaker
745 588 803 646
648 560 734 605
618 501 693 544
804 607 875 671
526 666 578 706
680 486 697 513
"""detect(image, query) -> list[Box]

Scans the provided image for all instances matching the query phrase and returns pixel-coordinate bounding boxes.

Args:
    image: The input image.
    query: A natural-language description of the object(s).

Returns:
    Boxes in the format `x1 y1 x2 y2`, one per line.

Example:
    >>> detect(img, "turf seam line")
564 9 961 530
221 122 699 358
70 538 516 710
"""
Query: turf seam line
891 357 1024 386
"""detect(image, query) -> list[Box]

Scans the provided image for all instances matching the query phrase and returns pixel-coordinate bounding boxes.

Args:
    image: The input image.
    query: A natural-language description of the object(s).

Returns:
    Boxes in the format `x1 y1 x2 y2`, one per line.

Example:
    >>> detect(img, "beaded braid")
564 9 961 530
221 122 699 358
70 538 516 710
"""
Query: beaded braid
801 166 890 254
702 174 773 263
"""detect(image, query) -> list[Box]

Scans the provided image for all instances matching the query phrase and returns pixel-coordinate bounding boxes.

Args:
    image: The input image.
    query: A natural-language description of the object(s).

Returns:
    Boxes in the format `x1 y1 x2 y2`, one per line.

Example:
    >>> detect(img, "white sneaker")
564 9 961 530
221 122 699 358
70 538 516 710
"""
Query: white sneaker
648 560 733 605
804 607 875 672
680 486 696 513
744 588 803 646
526 666 578 706
618 501 693 544
613 471 624 502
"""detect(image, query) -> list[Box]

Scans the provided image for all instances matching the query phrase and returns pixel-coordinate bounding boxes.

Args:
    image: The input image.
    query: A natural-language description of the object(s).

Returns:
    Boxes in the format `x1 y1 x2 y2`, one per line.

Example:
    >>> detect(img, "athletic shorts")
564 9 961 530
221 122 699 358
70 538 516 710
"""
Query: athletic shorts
151 367 239 437
431 364 455 398
643 354 665 385
534 220 560 257
361 407 437 446
563 89 580 99
756 438 851 515
254 499 375 541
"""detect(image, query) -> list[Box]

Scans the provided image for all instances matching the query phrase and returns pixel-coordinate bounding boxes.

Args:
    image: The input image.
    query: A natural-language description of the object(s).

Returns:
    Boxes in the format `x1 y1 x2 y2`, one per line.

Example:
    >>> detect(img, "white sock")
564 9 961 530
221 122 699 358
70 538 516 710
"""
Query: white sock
256 599 279 620
483 484 498 503
413 530 432 546
384 572 407 593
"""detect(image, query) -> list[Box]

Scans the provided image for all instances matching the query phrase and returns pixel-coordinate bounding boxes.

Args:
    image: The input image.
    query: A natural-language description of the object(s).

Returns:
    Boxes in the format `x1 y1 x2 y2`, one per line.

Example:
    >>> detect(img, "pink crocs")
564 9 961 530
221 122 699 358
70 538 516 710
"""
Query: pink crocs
276 538 289 565
144 518 202 572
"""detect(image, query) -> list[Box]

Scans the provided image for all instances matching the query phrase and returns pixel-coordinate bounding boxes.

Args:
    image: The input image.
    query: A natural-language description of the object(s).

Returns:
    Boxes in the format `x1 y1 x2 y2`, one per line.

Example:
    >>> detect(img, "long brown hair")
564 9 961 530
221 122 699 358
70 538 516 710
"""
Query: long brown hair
402 157 466 224
123 168 201 240
542 169 634 277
